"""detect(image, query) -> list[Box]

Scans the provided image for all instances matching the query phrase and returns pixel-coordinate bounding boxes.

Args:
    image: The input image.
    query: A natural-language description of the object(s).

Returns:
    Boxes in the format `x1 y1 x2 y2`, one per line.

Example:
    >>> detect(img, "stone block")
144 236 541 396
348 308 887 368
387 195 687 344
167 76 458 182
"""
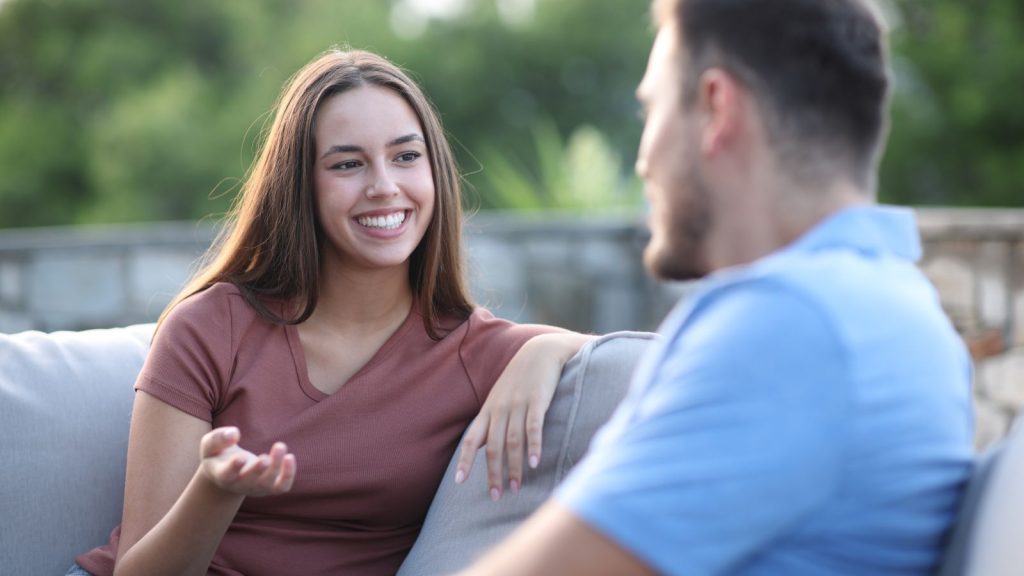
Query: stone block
964 328 1006 361
0 258 23 306
920 255 975 333
26 250 126 329
1015 289 1024 348
975 348 1024 410
1014 242 1024 347
127 248 197 319
525 266 591 332
973 396 1010 451
592 284 639 334
977 241 1010 329
0 309 34 334
521 235 574 267
467 237 540 323
578 237 638 280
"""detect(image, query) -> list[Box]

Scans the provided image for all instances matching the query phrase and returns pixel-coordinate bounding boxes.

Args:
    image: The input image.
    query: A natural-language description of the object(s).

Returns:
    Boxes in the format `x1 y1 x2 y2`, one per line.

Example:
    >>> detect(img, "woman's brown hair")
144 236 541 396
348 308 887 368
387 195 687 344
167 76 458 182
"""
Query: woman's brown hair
161 49 473 338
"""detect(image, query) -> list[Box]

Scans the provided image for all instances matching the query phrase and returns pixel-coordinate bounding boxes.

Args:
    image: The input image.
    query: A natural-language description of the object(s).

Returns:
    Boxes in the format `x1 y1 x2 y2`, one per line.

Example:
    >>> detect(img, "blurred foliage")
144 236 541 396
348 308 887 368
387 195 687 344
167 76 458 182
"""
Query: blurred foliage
0 0 1021 228
480 119 641 211
883 0 1024 206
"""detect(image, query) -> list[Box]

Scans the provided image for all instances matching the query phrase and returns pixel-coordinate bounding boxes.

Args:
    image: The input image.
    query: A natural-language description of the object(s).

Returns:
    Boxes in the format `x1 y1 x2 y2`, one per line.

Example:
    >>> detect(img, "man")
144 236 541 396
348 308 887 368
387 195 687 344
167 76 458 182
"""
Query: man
460 0 974 574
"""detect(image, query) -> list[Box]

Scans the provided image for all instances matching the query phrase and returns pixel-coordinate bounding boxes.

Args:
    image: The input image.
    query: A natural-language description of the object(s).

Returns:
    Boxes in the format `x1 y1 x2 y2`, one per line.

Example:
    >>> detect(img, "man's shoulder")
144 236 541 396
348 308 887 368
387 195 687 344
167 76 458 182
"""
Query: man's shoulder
667 246 956 366
721 244 941 333
661 273 845 370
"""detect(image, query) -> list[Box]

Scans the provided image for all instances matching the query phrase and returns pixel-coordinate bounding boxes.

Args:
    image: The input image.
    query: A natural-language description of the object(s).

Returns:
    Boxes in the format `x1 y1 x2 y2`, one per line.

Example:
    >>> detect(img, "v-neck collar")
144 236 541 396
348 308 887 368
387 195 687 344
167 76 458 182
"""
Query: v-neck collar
285 302 420 402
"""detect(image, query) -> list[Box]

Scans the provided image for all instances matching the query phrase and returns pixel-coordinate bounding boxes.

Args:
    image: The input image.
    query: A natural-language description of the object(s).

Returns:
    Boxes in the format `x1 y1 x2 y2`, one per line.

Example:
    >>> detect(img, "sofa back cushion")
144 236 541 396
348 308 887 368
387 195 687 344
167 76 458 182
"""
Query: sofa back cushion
937 415 1024 576
398 331 656 575
0 325 153 575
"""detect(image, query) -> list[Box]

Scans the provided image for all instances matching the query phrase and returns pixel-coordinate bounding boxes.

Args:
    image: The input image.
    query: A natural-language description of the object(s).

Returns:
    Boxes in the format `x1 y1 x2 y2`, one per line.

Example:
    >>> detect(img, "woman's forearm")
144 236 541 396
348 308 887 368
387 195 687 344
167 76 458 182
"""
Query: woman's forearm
521 331 595 365
113 468 244 576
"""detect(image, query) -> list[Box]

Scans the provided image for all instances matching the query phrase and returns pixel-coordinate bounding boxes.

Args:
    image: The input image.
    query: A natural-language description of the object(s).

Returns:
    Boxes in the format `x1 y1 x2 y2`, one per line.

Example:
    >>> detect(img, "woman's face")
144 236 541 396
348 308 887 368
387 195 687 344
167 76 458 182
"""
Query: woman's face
313 85 435 275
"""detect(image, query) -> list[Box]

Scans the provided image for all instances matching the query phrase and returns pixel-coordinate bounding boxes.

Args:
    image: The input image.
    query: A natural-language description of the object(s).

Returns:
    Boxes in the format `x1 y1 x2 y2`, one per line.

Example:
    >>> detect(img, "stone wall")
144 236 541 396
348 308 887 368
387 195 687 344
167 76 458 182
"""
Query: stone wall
1 208 1021 448
917 209 1024 449
0 222 214 332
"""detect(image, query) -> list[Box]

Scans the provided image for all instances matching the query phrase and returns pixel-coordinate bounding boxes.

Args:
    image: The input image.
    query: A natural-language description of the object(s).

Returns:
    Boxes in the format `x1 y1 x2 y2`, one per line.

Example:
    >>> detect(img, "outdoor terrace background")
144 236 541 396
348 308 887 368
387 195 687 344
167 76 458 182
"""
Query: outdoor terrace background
1 208 1021 449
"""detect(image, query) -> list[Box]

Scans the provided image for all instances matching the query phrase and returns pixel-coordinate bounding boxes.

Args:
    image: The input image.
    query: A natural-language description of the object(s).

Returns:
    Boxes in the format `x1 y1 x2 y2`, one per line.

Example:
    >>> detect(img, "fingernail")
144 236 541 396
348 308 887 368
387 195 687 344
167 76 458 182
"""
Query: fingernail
529 454 539 469
490 487 501 501
223 428 239 440
454 470 465 484
510 480 520 495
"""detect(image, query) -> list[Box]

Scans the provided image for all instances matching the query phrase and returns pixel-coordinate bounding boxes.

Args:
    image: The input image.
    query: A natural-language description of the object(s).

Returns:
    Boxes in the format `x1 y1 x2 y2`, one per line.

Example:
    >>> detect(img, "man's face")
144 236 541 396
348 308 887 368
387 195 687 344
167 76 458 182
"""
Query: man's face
635 24 712 281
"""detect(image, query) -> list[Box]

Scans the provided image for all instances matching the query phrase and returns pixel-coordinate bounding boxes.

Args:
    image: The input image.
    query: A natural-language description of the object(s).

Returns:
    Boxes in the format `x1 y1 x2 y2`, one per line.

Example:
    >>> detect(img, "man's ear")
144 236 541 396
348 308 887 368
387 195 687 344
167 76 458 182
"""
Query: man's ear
695 68 745 158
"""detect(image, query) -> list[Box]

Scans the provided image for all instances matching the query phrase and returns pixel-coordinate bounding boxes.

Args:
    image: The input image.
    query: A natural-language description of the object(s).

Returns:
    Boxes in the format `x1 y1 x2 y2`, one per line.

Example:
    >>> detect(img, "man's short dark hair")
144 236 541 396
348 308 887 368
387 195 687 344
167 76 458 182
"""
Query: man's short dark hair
667 0 890 188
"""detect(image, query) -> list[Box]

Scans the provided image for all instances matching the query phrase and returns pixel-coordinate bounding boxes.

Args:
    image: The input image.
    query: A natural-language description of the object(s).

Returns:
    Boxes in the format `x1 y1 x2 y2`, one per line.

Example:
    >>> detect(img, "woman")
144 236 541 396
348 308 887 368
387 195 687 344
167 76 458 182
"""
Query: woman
71 49 589 576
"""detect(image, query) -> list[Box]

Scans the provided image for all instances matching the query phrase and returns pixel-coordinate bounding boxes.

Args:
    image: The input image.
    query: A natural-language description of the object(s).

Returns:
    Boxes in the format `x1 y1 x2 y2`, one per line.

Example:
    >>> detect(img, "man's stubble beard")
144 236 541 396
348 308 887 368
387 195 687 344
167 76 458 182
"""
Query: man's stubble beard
643 159 713 282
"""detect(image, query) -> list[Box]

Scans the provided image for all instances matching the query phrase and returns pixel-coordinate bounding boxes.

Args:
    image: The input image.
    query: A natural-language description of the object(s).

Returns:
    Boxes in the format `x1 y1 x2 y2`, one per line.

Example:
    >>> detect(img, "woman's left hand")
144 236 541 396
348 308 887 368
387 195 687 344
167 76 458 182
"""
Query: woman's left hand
454 332 594 501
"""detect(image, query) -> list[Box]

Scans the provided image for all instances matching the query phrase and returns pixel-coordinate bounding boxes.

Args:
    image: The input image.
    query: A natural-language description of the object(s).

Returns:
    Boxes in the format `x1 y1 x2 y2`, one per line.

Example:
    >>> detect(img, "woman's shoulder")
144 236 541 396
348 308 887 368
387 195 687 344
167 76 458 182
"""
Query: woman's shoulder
460 306 560 345
429 306 498 337
164 282 262 330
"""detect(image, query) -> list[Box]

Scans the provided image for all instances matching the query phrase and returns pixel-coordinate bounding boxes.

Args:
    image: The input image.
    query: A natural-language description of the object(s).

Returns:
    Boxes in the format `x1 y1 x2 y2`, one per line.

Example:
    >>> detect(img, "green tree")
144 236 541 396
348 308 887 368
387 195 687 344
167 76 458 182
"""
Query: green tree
881 0 1024 206
1 0 1022 228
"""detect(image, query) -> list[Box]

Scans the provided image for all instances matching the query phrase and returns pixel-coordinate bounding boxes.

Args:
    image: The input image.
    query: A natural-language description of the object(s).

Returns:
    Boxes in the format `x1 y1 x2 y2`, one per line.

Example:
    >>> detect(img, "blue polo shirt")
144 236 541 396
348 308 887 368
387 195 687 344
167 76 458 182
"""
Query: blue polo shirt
557 205 974 575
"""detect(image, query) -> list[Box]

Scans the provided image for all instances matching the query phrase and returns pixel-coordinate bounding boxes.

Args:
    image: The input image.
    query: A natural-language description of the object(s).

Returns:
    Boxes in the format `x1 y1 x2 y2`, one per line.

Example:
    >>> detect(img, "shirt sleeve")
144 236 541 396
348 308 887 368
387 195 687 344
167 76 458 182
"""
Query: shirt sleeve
134 285 237 422
458 308 564 404
556 279 850 576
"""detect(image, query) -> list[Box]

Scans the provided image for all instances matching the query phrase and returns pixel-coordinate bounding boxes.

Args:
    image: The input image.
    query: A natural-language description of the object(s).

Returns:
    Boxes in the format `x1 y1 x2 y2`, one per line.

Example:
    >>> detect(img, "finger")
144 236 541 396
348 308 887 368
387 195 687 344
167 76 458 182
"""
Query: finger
224 454 247 480
211 453 247 486
255 444 286 487
486 412 509 501
525 403 546 470
454 416 489 484
201 426 240 459
239 453 270 479
505 407 527 495
272 454 298 494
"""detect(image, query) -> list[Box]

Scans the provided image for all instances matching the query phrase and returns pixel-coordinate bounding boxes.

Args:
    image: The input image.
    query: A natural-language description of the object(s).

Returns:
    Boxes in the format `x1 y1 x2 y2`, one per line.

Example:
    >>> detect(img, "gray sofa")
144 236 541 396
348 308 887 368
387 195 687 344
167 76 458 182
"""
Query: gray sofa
3 325 1023 576
0 325 655 575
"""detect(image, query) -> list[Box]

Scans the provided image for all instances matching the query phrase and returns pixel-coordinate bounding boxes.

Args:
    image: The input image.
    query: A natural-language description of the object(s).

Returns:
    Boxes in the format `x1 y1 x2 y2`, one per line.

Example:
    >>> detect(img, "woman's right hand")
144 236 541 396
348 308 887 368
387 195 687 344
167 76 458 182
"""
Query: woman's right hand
199 427 297 497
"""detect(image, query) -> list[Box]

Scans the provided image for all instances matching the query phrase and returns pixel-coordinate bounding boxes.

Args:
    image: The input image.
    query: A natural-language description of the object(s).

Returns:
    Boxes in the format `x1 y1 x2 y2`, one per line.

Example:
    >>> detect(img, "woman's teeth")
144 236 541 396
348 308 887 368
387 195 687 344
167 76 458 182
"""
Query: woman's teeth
357 211 406 230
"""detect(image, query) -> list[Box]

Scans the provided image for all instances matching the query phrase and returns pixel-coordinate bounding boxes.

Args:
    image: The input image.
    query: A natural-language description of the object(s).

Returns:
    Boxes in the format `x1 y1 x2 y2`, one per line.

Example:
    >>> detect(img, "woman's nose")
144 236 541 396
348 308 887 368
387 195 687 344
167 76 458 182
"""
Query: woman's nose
366 166 400 198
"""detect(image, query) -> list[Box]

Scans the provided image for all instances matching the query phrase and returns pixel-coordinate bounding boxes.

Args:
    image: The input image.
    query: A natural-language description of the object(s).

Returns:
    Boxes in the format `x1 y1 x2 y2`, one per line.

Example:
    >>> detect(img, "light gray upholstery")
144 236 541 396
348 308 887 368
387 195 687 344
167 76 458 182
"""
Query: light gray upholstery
398 331 657 575
0 325 654 575
937 415 1024 576
0 324 154 575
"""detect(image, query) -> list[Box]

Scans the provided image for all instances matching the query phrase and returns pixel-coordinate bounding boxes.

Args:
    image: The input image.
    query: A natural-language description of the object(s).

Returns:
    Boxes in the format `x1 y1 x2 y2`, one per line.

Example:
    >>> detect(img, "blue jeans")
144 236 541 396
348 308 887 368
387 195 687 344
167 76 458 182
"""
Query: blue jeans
66 563 92 576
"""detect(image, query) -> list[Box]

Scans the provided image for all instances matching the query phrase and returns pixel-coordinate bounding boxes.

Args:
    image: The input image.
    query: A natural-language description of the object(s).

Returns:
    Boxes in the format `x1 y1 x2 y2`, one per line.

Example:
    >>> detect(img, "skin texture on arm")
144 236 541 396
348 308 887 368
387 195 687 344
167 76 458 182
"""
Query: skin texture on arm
455 332 594 500
113 392 295 576
458 501 655 576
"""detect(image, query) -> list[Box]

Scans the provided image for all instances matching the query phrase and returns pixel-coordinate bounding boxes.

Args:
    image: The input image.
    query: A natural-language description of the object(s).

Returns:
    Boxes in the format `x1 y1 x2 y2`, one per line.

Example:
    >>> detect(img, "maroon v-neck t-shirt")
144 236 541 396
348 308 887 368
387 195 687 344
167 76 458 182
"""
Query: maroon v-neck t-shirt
77 282 557 575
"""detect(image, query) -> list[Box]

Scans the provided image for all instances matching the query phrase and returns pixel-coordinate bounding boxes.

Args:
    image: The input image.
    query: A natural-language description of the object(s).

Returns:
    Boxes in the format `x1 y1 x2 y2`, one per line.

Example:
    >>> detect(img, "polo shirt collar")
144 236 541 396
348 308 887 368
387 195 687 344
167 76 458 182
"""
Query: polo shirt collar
783 204 922 262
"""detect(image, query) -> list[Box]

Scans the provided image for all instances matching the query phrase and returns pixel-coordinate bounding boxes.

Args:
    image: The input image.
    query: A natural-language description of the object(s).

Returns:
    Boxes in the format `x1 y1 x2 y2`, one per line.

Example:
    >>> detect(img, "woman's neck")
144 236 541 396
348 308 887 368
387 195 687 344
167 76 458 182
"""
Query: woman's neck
308 262 414 334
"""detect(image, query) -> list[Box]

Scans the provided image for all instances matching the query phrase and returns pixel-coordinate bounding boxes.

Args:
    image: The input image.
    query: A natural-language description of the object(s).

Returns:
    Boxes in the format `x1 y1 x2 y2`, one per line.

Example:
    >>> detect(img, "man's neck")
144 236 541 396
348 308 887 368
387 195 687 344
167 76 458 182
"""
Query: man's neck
709 176 871 272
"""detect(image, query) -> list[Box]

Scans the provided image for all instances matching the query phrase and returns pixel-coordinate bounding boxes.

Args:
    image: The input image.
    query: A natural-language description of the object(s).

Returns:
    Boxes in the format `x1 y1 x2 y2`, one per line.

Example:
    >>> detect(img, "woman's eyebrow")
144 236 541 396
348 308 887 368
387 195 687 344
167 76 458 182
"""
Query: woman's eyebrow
320 144 362 158
320 134 424 159
387 133 425 147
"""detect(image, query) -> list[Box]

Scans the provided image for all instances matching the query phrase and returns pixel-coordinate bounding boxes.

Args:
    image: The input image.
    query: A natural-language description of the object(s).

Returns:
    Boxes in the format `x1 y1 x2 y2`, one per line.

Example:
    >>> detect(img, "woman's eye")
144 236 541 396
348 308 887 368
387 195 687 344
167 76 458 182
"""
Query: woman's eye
396 151 421 163
331 160 361 171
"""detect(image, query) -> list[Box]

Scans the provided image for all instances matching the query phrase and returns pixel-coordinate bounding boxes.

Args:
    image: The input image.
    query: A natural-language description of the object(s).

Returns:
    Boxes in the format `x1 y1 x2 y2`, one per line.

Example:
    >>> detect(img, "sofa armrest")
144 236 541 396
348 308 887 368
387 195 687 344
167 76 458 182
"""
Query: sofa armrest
398 331 657 575
0 324 153 575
